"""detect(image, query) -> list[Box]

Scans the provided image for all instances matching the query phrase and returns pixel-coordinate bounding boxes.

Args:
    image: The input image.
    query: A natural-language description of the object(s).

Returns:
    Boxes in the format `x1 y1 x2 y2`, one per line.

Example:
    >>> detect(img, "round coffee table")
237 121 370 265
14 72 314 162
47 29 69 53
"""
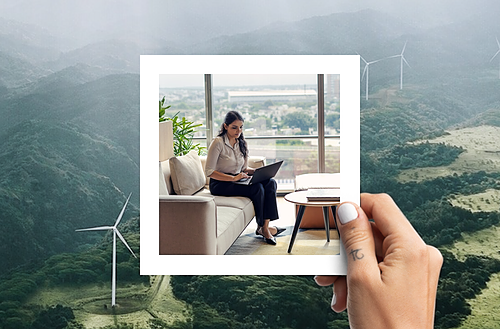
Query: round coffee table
284 190 340 253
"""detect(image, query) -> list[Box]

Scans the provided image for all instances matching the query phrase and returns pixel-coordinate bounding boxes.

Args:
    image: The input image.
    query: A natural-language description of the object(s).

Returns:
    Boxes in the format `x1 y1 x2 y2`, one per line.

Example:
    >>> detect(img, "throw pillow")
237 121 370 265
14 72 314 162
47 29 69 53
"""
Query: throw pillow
169 150 206 195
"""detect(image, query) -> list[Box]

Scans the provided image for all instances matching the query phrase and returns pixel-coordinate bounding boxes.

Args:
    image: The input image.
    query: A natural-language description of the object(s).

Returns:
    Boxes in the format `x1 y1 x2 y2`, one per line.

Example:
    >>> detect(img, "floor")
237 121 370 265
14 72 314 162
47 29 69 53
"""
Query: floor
243 197 296 233
231 197 340 256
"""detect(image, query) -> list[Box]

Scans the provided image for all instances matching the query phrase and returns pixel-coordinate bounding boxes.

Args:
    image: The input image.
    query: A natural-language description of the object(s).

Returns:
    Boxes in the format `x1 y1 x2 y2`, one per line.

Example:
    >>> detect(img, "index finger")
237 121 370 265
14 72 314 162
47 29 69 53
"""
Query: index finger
360 193 423 244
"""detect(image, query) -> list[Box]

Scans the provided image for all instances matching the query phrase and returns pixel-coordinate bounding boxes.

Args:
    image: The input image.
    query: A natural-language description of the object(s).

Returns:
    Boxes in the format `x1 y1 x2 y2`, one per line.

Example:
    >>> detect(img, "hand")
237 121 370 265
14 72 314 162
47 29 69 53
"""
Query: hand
315 193 443 329
244 167 255 175
233 172 249 181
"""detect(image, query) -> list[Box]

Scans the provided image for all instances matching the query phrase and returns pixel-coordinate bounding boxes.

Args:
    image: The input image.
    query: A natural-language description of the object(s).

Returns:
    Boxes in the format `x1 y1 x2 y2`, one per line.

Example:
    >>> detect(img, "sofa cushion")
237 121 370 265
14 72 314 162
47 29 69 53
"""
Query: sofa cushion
159 161 169 195
194 189 253 210
169 150 206 195
160 161 175 195
216 206 247 254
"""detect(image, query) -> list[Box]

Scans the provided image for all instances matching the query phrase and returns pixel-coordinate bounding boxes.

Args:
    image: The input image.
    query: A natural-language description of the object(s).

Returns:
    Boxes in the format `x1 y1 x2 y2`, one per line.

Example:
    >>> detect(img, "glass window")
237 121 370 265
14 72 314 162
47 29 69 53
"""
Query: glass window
159 74 207 148
212 74 317 137
212 74 320 190
325 74 340 173
159 74 341 191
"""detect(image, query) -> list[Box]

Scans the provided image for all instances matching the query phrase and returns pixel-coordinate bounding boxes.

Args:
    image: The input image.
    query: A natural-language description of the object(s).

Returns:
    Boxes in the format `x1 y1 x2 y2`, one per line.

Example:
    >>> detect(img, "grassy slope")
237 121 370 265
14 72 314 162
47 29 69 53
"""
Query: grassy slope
448 225 500 329
456 273 500 329
26 275 189 328
397 126 500 183
393 125 500 328
450 189 500 213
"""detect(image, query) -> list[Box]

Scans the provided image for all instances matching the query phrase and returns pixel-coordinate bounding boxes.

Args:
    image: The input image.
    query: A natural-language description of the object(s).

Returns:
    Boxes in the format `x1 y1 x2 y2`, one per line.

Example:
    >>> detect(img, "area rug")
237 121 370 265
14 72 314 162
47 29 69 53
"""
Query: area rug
225 226 340 255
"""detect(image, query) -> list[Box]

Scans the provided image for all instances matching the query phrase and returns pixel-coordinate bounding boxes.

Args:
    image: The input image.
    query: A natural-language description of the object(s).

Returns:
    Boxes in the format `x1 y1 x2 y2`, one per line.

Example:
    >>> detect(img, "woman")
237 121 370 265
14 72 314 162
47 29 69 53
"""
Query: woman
204 111 284 245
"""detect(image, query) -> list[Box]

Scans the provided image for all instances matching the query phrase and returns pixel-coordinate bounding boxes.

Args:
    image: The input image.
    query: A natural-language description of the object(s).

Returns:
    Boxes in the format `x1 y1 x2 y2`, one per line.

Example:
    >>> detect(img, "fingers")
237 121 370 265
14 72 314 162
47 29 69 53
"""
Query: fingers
314 276 348 312
360 193 423 245
313 275 336 286
370 221 385 262
317 193 443 326
335 202 380 282
332 276 347 312
426 246 443 323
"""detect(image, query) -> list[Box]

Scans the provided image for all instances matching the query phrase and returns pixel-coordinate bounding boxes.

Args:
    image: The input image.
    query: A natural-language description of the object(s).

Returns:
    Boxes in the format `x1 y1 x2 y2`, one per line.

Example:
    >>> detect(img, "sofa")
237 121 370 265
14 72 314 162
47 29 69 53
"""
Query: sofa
158 121 265 255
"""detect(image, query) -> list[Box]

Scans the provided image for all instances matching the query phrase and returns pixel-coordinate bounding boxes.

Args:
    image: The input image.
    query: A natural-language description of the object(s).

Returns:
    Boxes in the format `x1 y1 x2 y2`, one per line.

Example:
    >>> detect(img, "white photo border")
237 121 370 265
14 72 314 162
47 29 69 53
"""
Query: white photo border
140 55 359 275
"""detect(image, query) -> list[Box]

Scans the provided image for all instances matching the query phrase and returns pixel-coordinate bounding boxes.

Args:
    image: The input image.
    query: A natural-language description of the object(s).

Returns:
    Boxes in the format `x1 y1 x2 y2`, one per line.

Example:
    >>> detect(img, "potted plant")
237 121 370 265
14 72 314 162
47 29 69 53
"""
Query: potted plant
159 96 206 156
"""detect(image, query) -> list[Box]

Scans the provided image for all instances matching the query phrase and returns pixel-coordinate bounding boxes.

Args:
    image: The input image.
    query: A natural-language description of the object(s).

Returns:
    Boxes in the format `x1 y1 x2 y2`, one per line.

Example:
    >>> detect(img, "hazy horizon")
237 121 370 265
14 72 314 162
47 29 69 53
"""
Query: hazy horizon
1 0 498 49
159 74 319 88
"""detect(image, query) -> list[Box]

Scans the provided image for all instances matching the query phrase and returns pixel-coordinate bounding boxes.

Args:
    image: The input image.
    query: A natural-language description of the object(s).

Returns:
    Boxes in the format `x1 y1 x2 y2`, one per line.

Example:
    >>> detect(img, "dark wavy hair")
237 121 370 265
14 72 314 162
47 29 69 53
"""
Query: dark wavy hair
218 110 248 159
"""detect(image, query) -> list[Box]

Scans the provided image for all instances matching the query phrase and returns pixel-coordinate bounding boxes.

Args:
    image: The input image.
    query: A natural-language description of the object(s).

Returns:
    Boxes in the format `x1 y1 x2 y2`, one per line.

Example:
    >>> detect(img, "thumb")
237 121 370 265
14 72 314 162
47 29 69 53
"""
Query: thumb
336 202 379 279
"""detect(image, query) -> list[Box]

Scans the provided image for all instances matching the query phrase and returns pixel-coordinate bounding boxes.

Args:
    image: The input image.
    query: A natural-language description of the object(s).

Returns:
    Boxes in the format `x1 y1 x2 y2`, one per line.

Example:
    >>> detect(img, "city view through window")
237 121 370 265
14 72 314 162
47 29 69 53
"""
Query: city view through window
159 74 340 191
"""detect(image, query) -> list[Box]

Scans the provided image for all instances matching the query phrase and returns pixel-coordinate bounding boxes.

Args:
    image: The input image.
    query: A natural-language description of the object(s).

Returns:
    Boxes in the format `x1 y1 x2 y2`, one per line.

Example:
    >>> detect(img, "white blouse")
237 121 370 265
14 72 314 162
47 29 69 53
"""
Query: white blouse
204 135 248 177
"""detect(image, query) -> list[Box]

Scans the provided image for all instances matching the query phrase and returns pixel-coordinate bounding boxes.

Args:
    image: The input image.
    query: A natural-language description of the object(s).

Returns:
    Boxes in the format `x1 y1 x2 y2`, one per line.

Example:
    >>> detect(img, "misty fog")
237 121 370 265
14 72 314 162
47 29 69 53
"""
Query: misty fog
1 0 499 50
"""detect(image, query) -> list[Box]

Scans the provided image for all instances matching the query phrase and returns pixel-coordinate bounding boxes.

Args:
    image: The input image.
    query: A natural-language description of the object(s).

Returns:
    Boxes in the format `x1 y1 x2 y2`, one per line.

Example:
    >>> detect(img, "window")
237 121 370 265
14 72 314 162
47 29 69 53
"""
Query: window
159 73 341 192
159 74 208 149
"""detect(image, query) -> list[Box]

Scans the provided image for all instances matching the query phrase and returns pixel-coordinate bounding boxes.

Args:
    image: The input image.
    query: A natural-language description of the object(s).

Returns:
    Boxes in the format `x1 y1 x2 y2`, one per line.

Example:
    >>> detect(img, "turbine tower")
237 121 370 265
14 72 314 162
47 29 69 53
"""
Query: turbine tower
359 54 384 100
389 41 411 89
490 37 500 79
76 193 136 307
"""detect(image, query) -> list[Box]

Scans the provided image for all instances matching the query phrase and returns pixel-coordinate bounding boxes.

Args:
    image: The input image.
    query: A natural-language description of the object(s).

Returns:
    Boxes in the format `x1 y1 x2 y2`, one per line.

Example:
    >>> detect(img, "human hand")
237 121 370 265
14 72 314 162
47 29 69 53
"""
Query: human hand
244 167 255 175
315 193 443 329
233 172 249 181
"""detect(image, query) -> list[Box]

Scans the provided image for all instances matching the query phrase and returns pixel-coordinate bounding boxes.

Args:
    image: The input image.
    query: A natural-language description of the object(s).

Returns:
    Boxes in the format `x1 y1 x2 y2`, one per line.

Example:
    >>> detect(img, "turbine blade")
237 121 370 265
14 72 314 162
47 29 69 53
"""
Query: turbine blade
369 58 385 64
76 226 113 232
496 37 500 49
115 229 137 258
361 65 368 80
402 56 411 68
386 54 400 59
490 49 500 62
401 41 408 54
358 54 368 64
114 193 132 227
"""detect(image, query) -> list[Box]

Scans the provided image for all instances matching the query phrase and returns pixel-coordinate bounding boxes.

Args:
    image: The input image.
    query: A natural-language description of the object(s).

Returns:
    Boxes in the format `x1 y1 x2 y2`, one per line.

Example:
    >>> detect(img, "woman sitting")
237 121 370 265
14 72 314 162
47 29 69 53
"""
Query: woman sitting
204 111 284 245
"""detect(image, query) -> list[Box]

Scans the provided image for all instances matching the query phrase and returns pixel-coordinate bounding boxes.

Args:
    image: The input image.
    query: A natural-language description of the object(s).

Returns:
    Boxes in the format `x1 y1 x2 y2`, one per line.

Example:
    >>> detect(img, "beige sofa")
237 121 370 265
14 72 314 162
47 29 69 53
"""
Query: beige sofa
158 121 265 255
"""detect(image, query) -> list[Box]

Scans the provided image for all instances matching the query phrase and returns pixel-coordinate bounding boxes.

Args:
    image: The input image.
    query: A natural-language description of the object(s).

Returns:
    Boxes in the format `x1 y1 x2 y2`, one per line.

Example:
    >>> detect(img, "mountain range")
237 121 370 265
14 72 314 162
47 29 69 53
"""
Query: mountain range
1 7 500 275
0 73 139 274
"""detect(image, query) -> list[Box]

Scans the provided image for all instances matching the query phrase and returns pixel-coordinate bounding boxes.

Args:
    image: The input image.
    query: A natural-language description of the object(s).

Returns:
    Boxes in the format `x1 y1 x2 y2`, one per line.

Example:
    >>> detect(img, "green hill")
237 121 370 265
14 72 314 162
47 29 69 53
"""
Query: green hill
0 74 139 275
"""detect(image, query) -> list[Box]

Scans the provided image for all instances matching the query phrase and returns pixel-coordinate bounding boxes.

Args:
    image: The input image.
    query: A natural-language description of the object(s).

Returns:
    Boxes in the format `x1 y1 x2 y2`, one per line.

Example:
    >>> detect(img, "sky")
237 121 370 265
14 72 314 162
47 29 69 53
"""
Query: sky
1 0 498 48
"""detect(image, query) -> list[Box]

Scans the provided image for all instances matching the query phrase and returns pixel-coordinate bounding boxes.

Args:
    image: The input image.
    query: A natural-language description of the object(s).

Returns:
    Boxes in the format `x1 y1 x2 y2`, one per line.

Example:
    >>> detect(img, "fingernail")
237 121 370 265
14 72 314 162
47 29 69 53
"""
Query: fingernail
313 275 319 285
331 293 337 308
337 203 358 225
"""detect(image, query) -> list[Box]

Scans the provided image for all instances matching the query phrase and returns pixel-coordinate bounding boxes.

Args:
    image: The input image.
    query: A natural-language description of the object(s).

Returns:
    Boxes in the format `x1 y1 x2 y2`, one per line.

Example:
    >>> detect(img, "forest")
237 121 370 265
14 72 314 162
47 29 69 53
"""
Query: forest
1 98 500 328
116 101 500 329
0 219 143 329
382 141 464 170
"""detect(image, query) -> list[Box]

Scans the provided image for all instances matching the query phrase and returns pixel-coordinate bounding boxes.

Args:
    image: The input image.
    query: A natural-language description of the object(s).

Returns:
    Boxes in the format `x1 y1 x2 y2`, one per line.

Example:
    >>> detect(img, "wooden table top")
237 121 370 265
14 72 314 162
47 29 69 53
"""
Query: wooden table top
284 190 341 207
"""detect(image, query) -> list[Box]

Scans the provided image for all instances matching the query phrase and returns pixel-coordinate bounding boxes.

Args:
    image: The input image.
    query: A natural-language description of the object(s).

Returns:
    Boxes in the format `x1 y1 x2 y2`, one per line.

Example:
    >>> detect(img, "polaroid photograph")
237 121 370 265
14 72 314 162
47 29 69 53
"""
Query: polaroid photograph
140 55 359 275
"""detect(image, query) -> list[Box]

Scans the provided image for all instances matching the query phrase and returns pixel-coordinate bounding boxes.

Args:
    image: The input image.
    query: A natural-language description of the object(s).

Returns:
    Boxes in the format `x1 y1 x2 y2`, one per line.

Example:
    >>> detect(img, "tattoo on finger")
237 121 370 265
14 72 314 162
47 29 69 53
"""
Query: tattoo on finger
349 249 364 261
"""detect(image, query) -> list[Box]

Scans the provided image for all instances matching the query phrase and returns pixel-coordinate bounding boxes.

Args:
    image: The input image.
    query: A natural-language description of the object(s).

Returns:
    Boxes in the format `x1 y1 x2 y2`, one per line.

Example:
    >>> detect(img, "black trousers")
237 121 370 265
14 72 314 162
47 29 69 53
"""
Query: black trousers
209 178 279 227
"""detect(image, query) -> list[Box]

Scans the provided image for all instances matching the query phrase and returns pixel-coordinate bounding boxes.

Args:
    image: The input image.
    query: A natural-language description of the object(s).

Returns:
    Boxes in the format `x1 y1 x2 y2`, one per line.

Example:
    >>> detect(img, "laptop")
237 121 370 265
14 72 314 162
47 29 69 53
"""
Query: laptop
233 160 284 185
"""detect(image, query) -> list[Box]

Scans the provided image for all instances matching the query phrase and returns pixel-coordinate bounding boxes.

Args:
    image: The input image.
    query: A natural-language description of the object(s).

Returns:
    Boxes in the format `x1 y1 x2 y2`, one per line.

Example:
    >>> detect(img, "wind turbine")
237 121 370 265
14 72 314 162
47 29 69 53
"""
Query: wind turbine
76 193 136 307
388 41 411 89
359 54 385 100
490 37 500 79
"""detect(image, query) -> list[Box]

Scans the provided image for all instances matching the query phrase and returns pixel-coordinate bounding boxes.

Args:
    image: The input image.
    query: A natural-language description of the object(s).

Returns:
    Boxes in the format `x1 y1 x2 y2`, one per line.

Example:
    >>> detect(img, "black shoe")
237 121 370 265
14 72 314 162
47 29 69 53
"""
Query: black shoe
274 227 286 236
256 226 286 237
263 236 277 245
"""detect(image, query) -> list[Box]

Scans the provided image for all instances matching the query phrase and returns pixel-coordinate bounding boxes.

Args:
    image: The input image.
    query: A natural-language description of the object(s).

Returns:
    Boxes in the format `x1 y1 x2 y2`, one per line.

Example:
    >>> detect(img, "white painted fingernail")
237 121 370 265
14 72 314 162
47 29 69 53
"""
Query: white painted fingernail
331 293 337 307
338 203 358 225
